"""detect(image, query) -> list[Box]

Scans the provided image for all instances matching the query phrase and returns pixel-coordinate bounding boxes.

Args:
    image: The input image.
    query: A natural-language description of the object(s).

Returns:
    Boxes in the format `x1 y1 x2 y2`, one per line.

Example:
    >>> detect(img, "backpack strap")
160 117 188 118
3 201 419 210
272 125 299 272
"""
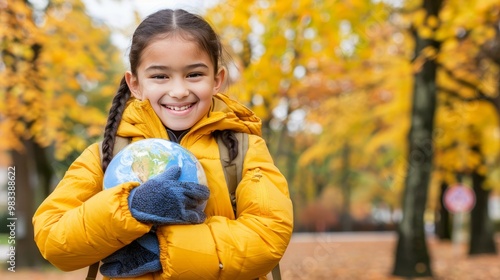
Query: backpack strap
217 131 248 216
272 263 282 280
86 262 99 280
98 136 131 164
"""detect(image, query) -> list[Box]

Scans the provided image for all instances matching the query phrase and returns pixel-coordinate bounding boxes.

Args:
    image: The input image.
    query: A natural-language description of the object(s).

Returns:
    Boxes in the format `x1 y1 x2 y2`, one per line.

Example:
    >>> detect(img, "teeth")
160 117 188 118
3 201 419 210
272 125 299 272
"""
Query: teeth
166 104 192 111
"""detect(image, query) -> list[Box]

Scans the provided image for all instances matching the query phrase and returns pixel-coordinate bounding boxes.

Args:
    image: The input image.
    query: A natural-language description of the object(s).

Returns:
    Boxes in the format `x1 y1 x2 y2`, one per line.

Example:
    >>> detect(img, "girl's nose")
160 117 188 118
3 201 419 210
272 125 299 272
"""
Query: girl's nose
168 79 189 98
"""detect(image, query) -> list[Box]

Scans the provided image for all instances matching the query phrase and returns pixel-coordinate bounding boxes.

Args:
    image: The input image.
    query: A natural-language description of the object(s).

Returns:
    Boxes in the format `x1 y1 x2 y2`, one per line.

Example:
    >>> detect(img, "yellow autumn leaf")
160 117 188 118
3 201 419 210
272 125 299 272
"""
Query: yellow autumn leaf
419 26 434 39
426 15 439 29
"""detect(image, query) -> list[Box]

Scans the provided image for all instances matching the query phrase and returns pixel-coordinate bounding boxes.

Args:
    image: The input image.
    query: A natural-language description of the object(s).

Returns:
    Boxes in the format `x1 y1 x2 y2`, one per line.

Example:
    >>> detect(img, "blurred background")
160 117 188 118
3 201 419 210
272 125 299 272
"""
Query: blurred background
1 0 500 279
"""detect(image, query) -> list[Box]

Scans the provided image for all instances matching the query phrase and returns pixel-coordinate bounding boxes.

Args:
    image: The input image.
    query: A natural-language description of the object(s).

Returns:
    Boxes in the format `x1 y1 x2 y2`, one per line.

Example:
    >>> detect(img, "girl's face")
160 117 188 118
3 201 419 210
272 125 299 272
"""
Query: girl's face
125 34 225 131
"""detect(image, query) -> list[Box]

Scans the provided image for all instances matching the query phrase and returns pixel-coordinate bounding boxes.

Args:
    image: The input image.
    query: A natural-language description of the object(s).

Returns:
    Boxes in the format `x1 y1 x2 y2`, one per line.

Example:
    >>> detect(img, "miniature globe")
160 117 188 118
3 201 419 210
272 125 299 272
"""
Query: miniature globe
103 138 207 190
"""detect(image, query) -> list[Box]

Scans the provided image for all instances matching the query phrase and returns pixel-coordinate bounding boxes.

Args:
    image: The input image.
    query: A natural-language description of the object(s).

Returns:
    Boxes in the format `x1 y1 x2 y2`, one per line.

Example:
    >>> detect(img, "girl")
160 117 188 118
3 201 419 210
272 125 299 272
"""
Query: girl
32 8 293 280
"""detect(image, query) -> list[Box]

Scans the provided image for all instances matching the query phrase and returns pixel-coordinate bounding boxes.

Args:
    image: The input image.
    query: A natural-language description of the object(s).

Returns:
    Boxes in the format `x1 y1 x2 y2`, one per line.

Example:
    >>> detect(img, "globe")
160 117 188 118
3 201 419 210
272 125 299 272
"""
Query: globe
103 138 207 190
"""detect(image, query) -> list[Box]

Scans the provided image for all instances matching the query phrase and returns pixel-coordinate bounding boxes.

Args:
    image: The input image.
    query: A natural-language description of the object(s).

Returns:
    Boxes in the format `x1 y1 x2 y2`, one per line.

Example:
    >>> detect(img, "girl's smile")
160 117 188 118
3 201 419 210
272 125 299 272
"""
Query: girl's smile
161 100 195 114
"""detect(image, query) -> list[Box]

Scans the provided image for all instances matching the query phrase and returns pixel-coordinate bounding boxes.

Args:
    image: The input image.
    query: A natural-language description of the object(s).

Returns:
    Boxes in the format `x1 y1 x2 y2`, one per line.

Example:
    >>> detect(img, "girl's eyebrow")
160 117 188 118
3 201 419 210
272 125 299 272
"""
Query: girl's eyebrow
145 63 209 72
185 63 209 70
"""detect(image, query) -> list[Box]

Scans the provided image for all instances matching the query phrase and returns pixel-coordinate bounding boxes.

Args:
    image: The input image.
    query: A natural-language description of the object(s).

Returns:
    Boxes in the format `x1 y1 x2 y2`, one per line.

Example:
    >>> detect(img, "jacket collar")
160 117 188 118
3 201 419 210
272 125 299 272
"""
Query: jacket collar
116 94 262 143
117 98 168 142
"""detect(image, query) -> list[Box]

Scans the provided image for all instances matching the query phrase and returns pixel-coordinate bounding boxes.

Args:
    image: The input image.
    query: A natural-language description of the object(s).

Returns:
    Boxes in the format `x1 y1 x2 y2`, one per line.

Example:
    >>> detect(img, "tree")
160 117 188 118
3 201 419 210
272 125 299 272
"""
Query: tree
392 0 443 277
435 181 452 240
433 0 500 255
0 0 124 267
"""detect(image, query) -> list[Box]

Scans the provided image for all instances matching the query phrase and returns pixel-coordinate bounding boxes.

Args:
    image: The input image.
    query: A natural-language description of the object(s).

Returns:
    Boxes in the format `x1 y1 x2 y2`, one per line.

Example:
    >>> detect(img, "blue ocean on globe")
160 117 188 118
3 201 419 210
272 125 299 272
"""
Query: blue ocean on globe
103 138 207 190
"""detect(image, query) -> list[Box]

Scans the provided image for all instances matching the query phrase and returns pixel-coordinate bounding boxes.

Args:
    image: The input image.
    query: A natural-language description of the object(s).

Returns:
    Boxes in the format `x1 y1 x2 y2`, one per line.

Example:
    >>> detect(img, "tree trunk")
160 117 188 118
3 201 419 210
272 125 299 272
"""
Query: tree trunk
469 171 497 255
340 142 352 231
436 181 451 240
12 139 47 267
392 0 443 277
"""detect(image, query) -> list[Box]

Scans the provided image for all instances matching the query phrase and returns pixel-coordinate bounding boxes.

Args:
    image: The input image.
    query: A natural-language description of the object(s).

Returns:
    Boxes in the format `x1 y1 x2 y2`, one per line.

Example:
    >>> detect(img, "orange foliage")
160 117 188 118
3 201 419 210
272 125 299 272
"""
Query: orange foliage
0 0 124 164
206 0 500 218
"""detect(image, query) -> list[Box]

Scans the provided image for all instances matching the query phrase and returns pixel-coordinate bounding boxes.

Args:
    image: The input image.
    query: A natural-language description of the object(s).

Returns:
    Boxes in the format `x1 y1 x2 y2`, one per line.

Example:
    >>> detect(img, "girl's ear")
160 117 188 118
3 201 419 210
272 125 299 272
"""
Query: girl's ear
125 71 142 99
213 66 226 94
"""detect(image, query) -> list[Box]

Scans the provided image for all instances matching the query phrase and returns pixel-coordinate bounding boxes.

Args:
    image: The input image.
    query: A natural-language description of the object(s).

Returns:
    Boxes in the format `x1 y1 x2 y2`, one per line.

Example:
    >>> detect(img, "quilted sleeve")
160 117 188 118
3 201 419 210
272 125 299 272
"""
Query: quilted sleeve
32 143 151 271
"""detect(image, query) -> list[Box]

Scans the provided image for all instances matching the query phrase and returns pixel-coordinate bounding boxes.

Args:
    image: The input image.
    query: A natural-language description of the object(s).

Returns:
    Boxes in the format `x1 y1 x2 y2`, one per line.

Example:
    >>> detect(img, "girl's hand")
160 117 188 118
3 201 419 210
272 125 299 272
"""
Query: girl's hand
128 166 210 225
100 231 160 277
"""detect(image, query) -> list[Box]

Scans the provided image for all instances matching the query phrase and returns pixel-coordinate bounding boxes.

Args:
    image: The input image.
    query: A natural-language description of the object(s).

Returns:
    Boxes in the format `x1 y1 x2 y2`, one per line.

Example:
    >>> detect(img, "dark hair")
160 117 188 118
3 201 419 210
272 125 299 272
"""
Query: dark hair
101 9 224 171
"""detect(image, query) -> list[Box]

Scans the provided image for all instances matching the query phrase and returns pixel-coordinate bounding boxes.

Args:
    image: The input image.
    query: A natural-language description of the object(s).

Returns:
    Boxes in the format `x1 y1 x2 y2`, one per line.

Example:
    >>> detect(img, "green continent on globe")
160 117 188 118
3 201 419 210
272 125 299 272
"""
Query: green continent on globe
130 145 170 183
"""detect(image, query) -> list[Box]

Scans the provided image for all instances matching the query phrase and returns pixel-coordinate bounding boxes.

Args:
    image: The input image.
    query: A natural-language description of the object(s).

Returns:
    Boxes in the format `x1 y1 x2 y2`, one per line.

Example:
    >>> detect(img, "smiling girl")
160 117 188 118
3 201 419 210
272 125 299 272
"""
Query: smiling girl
33 9 293 280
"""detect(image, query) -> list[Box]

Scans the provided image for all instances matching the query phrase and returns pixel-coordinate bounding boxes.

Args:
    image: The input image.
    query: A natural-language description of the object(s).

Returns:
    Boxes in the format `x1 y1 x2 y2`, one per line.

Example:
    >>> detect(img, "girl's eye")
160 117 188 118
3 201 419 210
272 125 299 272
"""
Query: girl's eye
187 72 203 78
152 75 168 79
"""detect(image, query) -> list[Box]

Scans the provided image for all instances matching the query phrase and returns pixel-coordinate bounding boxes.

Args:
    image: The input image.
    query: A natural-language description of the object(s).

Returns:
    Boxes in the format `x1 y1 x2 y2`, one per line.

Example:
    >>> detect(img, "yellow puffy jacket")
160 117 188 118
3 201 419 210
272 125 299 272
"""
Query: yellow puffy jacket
33 94 294 280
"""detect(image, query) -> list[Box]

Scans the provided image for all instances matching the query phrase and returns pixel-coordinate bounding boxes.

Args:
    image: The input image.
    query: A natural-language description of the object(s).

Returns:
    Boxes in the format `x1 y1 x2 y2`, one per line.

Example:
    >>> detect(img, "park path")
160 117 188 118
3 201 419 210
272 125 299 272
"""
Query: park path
2 232 500 279
279 232 500 280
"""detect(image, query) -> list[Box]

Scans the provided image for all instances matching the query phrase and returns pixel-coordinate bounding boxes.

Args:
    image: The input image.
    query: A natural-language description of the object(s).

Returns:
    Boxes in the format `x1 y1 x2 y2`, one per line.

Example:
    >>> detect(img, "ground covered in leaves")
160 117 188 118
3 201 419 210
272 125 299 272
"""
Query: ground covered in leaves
3 232 499 279
280 232 500 280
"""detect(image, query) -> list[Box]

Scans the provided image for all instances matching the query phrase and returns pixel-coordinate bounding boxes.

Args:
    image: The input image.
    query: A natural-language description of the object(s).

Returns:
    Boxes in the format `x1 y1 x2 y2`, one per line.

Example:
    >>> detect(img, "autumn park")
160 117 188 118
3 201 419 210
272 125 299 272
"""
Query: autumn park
1 0 500 279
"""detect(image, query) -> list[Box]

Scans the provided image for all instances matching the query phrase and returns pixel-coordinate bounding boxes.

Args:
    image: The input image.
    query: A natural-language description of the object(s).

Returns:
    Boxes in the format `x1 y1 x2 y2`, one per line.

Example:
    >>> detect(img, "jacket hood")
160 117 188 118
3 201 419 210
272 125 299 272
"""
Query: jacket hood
208 93 262 136
117 93 262 141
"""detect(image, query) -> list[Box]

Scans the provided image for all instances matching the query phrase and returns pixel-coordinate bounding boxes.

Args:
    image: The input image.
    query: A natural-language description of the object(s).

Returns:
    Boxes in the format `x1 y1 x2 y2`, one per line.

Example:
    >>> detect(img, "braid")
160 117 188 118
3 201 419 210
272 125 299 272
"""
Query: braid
102 76 131 172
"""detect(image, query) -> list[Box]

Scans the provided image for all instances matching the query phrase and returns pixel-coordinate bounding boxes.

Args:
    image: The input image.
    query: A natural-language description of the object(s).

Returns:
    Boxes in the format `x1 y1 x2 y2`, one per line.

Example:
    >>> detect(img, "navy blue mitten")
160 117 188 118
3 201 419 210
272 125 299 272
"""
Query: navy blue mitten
128 166 210 225
100 231 161 277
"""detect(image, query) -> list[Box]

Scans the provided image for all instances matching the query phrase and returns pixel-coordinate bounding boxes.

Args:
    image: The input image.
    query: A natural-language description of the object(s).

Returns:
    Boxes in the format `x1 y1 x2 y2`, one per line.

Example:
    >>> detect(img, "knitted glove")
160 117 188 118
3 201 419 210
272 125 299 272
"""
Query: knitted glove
128 166 210 225
100 231 161 277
